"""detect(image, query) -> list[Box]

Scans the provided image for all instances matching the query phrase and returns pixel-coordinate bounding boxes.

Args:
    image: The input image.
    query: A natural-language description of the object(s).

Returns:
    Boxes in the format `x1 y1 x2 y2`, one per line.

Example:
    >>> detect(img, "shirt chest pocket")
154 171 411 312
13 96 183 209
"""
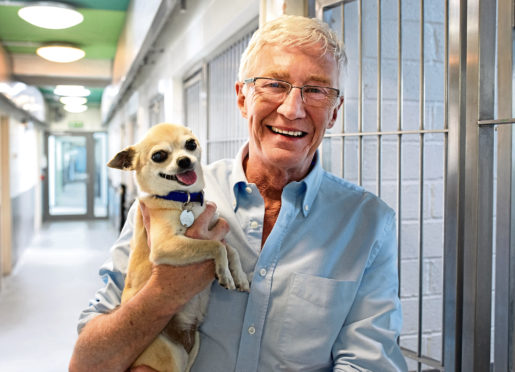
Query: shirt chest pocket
278 272 358 370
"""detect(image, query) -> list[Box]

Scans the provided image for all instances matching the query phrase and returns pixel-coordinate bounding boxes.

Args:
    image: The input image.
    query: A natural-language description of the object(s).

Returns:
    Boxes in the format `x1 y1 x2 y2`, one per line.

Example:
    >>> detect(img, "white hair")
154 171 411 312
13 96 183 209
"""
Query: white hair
238 15 347 85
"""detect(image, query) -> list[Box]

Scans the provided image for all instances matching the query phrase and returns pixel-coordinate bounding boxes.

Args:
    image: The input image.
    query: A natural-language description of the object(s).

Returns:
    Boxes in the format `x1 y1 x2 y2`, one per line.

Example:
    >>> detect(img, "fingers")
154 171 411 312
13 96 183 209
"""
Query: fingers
194 201 217 226
185 201 229 241
208 218 230 241
139 201 151 248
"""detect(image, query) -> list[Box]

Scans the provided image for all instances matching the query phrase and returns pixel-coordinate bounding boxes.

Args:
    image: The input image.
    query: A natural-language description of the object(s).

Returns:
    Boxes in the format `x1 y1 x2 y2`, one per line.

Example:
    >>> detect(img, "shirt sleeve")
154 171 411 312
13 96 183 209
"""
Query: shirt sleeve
332 212 408 372
76 202 136 333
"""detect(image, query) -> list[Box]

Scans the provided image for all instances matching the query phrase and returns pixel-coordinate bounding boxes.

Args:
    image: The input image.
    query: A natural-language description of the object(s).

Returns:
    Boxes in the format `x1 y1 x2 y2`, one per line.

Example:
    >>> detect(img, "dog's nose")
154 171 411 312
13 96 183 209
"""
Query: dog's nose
177 156 192 169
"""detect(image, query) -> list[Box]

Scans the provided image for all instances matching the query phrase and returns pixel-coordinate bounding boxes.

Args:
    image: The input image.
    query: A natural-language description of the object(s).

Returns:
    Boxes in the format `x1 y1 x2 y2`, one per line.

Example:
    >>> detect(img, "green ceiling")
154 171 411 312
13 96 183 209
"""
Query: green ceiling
0 6 127 59
0 0 131 104
39 86 104 103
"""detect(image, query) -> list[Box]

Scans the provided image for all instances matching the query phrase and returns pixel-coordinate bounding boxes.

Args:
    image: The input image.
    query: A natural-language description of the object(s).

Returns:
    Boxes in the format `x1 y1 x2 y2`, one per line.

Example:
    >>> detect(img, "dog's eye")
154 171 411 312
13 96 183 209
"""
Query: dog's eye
185 139 197 151
151 150 168 163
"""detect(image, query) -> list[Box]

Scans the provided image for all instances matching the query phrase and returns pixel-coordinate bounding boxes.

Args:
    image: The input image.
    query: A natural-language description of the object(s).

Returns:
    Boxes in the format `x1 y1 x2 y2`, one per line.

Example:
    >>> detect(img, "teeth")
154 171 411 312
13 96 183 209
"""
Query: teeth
270 126 304 137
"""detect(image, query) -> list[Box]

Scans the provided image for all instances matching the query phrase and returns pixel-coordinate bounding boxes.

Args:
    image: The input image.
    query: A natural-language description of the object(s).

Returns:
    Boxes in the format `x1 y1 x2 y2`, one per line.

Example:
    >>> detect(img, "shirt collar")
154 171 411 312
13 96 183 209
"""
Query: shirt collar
230 143 250 211
230 143 324 217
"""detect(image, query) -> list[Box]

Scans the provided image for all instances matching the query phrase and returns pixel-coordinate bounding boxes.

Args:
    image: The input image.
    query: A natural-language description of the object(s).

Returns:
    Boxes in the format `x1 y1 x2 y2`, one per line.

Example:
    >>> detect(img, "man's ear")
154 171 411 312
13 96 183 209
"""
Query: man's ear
327 96 344 129
107 146 137 170
235 81 248 118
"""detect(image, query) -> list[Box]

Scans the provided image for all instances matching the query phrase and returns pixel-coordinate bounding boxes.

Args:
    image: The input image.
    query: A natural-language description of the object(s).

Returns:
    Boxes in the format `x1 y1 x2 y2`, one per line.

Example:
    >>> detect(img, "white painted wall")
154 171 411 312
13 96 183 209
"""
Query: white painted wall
49 106 103 132
0 43 10 82
9 119 39 198
112 0 163 84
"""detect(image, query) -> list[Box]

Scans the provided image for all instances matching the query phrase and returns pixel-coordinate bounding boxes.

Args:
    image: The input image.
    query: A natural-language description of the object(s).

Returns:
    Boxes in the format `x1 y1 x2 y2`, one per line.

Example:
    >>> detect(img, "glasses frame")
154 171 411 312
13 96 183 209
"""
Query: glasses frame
244 77 340 107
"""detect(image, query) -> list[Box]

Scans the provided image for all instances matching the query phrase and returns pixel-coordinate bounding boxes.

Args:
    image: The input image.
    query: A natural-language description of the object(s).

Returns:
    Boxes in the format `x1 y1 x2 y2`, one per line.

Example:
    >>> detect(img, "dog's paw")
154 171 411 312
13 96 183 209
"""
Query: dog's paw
215 267 236 290
233 272 250 292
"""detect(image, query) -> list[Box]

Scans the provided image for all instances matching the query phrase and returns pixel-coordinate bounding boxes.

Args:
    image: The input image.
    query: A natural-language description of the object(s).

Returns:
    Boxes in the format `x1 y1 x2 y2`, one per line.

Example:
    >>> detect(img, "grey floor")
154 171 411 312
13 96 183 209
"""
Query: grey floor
0 220 118 372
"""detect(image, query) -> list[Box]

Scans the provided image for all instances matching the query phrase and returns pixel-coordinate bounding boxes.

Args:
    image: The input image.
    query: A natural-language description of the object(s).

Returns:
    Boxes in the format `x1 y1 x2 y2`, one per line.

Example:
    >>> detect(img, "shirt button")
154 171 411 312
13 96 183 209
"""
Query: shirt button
248 326 256 335
250 220 259 229
259 268 267 277
245 186 253 194
304 204 310 212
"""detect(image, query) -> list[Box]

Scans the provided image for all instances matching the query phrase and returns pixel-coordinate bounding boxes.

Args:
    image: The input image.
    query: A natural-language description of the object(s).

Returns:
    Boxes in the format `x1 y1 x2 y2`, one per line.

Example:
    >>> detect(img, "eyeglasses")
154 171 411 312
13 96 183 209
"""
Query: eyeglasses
244 77 340 108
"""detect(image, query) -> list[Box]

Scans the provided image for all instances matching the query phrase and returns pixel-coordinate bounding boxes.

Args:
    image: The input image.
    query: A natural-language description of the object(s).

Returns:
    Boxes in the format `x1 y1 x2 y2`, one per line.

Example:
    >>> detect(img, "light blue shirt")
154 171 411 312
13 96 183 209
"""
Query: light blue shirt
78 144 407 372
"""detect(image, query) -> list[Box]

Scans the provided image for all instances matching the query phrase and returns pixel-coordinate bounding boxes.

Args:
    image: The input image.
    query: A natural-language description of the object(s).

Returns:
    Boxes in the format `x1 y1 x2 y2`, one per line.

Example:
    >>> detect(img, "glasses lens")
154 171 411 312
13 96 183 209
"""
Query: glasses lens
302 86 338 107
254 79 290 99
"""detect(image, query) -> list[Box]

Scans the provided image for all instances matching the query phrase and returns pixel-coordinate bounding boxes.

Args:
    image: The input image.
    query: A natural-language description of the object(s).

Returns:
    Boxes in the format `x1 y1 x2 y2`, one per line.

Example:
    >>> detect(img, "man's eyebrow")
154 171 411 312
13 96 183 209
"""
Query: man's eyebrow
264 71 290 80
306 75 332 85
262 72 332 86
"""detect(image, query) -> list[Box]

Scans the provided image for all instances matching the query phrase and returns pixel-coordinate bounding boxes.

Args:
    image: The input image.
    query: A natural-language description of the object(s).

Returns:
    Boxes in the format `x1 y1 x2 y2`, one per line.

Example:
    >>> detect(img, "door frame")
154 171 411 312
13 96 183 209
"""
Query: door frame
42 131 106 221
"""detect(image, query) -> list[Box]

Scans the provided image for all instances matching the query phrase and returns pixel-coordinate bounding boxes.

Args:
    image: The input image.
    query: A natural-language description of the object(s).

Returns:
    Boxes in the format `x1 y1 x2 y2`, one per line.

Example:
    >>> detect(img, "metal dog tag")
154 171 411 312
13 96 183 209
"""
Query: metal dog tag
180 209 195 228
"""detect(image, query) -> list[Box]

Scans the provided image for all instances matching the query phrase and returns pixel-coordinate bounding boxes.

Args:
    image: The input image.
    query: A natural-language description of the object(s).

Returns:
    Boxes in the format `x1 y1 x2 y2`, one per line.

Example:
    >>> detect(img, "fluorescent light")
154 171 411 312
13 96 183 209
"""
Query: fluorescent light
60 96 87 105
18 2 83 30
37 44 85 63
63 104 88 113
54 85 90 97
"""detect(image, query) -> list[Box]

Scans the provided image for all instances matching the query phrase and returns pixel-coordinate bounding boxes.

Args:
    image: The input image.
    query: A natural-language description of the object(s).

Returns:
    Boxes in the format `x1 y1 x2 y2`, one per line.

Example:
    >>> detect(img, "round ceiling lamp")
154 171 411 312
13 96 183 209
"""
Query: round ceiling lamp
63 104 88 113
18 2 84 30
53 85 91 97
59 96 87 105
36 44 85 63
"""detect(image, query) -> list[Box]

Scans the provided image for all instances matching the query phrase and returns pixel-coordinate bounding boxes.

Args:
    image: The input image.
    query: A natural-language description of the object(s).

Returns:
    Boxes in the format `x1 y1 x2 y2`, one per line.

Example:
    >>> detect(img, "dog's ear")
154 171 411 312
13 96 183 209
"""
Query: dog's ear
107 147 137 170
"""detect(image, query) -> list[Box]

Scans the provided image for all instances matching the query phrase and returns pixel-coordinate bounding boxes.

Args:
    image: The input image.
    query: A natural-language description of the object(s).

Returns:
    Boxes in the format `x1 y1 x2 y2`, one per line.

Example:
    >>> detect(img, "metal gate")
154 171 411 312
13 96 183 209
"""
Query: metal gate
315 0 514 371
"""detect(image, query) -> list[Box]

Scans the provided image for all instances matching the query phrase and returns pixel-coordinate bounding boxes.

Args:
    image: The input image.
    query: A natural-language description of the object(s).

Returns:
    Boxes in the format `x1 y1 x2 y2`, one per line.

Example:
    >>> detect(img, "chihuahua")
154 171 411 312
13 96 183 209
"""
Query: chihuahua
108 123 249 372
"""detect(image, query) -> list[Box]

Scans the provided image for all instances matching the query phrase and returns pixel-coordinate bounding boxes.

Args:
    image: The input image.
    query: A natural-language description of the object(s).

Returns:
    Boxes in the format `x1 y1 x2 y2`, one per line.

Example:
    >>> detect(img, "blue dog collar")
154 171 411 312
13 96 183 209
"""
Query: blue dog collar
155 190 204 206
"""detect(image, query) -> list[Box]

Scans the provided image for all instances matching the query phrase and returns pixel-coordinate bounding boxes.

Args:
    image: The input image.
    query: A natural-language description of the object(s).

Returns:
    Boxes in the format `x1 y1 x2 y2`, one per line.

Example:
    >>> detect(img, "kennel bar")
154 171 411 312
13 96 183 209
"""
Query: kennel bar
324 129 448 138
396 0 403 310
358 0 363 187
442 0 466 370
416 1 425 370
376 0 382 198
460 0 496 370
478 118 515 126
493 0 514 370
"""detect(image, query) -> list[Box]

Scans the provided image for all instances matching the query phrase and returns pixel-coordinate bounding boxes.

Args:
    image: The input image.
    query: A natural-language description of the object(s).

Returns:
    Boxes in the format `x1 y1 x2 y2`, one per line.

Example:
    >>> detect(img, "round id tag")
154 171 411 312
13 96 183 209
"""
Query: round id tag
180 209 195 227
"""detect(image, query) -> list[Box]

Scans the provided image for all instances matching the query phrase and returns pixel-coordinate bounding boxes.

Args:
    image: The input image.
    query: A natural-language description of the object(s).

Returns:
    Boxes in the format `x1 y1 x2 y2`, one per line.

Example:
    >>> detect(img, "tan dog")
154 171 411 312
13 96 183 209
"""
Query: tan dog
108 123 249 372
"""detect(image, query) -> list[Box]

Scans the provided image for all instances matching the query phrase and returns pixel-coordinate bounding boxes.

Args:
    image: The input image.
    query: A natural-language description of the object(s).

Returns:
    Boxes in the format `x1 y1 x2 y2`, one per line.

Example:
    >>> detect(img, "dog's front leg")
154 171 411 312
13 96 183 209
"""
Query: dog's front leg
150 233 236 290
224 244 250 292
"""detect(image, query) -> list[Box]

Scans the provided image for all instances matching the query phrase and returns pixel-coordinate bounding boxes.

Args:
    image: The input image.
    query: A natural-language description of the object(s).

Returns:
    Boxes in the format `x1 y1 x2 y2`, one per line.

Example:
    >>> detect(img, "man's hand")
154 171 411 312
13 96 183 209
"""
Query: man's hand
139 200 229 245
185 201 230 241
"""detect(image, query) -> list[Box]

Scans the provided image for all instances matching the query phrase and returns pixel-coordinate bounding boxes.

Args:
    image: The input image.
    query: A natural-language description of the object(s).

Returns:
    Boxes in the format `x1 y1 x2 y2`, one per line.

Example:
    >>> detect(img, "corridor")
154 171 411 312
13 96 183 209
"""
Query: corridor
0 220 118 372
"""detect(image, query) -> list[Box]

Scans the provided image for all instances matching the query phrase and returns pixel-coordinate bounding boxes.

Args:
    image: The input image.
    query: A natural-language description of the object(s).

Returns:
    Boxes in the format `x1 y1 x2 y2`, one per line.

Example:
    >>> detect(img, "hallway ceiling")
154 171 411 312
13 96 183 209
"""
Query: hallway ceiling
0 0 130 105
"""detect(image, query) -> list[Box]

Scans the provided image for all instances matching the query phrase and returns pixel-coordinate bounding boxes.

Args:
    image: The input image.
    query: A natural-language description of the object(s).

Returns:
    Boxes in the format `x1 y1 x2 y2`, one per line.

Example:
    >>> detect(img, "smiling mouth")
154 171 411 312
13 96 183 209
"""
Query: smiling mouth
268 126 307 138
159 170 197 186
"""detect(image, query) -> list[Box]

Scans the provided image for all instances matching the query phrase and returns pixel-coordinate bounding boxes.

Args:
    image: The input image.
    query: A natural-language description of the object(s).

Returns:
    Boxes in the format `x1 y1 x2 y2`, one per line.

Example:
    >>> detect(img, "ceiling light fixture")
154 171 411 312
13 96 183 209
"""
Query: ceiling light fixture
59 96 87 105
54 85 91 97
18 2 84 30
36 44 86 63
63 104 88 114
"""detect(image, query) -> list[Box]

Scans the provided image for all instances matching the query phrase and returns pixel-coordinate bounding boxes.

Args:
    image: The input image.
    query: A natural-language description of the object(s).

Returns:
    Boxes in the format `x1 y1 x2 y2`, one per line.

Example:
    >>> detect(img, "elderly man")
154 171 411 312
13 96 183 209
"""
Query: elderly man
70 15 407 372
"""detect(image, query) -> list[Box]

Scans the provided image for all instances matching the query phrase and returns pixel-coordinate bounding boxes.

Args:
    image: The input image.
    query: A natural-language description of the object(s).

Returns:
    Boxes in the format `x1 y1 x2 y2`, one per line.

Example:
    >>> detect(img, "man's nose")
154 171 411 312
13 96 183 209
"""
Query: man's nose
276 87 306 120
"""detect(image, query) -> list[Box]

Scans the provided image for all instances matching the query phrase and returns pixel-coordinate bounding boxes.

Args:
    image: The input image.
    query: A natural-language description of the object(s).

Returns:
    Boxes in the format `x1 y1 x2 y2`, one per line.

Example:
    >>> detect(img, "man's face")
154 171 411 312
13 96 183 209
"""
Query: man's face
236 43 343 180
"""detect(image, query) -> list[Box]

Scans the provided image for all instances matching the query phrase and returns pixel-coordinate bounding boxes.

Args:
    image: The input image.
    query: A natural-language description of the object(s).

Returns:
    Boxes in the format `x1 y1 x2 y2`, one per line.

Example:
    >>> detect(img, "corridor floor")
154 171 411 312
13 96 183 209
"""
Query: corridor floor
0 220 118 372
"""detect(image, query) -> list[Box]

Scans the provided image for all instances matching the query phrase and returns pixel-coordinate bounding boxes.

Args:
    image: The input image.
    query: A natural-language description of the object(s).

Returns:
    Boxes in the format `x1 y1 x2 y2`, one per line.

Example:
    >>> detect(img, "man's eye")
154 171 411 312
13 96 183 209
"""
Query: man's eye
263 81 288 90
185 139 197 151
304 86 325 95
151 150 168 163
